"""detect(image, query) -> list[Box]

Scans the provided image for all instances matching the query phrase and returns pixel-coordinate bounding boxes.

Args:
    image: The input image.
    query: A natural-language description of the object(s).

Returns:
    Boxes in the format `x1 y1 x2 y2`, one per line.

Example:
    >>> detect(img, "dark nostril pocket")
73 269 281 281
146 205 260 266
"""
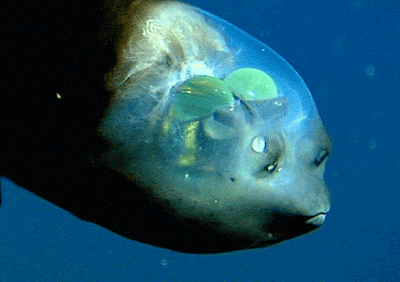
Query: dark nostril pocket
256 160 278 178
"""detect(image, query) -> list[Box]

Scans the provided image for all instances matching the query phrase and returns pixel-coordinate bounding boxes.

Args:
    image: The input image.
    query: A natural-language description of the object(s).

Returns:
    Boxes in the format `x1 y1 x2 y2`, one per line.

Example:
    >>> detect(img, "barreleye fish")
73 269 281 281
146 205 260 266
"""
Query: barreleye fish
1 0 332 253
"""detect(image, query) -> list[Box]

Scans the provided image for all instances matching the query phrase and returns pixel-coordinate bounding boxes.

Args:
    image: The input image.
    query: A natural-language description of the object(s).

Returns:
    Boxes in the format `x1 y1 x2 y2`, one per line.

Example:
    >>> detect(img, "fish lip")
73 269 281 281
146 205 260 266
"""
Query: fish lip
305 213 327 226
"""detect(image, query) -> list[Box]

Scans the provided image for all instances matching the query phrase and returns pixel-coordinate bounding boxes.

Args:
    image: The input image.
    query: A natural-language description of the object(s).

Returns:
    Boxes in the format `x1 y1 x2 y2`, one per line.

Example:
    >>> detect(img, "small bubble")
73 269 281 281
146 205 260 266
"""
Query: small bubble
161 259 168 266
365 65 375 77
368 140 378 151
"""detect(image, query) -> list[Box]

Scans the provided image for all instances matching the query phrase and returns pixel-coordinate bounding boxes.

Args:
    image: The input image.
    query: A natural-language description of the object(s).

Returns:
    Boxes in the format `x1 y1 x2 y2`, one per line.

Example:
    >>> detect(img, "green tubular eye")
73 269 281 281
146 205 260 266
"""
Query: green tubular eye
174 75 234 121
224 68 278 100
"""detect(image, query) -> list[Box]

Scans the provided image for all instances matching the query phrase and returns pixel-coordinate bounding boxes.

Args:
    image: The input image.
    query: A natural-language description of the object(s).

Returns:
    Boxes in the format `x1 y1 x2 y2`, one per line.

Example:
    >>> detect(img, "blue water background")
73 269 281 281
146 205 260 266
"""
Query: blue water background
1 0 399 281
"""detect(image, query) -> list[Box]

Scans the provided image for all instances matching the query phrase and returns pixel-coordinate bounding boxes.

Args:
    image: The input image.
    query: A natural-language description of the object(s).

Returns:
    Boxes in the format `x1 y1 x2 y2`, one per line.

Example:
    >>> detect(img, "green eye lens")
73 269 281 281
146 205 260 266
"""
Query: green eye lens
224 68 278 100
174 75 234 121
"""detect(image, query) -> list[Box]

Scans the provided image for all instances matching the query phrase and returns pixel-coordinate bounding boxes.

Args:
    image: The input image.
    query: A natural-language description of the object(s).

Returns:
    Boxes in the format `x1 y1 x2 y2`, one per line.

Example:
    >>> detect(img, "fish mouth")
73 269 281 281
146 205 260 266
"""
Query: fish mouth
261 211 328 242
305 213 327 226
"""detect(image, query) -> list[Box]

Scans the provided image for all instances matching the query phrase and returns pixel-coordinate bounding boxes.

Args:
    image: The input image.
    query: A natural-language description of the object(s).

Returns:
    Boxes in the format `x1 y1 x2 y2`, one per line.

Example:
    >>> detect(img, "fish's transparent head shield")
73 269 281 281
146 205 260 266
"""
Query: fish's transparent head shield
98 2 331 246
